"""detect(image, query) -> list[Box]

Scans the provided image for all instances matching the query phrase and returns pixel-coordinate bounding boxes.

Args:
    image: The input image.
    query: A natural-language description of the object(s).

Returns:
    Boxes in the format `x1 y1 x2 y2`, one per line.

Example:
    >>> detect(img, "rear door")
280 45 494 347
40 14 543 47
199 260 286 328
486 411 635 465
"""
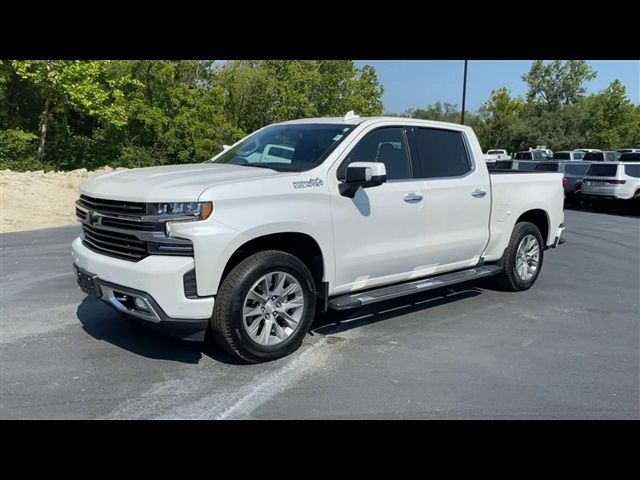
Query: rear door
407 127 491 270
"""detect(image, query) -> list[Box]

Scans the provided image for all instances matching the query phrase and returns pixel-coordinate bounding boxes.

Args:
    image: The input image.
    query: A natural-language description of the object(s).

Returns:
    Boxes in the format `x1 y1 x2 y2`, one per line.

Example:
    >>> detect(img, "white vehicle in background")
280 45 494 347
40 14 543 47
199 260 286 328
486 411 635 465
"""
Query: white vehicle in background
484 149 511 164
581 161 640 210
575 148 602 153
553 151 586 161
617 148 640 154
72 114 566 363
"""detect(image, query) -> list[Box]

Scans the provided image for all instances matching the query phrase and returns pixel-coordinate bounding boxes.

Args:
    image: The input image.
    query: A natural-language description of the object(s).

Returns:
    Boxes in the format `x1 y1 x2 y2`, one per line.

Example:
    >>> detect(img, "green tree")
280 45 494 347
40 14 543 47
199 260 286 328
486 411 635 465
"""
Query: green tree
405 102 461 122
580 80 639 149
522 60 597 108
479 88 525 151
10 61 136 163
215 60 383 134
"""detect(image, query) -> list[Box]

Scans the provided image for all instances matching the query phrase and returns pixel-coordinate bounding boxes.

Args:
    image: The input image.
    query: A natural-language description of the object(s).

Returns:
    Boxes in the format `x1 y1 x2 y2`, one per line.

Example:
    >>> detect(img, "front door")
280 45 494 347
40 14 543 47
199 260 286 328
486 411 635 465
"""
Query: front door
329 126 431 293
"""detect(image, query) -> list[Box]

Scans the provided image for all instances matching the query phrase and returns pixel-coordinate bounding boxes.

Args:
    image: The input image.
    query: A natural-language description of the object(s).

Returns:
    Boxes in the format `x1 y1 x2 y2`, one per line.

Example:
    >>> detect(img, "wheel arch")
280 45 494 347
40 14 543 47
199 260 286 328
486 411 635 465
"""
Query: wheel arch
515 209 550 245
218 232 326 296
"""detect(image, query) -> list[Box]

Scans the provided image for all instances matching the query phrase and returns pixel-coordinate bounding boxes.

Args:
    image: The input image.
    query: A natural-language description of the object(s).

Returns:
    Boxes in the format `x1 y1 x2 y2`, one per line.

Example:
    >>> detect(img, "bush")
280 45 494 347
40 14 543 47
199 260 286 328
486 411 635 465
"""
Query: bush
0 129 39 170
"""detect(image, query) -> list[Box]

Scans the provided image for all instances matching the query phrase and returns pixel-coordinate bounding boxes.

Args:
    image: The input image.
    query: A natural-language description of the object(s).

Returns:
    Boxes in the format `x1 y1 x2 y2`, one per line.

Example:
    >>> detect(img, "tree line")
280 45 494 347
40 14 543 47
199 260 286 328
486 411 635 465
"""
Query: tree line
403 61 640 153
1 60 638 172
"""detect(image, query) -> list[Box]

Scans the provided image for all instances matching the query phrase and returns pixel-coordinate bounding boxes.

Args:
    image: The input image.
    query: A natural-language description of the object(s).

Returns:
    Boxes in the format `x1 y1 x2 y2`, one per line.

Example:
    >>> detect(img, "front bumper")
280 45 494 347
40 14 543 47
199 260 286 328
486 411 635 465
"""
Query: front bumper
72 237 213 341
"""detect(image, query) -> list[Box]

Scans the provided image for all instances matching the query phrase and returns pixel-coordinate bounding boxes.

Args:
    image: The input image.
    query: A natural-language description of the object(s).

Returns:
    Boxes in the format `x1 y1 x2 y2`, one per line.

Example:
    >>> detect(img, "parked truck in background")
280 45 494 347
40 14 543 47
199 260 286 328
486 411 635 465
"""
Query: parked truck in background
72 115 566 362
484 149 511 166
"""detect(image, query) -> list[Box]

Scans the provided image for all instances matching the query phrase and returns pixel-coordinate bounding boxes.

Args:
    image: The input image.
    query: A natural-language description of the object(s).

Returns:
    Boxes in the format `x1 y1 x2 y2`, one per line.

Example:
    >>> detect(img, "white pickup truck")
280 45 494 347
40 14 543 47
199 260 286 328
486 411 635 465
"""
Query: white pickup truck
72 115 566 362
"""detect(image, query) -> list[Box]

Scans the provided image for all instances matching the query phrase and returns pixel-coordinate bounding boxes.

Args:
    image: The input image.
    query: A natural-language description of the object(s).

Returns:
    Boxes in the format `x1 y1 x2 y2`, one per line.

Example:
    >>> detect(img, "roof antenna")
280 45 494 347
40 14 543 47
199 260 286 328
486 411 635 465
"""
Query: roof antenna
343 110 359 122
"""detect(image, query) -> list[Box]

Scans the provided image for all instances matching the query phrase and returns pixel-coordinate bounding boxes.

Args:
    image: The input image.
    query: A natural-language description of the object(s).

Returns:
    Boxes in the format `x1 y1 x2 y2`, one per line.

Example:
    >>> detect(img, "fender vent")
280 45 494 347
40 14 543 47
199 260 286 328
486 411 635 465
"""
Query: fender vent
183 269 198 299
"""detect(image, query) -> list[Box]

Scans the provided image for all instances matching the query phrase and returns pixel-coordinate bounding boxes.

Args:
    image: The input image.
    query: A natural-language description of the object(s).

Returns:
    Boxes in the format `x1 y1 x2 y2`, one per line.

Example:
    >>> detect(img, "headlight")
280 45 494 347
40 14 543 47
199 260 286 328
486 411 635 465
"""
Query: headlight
149 202 214 220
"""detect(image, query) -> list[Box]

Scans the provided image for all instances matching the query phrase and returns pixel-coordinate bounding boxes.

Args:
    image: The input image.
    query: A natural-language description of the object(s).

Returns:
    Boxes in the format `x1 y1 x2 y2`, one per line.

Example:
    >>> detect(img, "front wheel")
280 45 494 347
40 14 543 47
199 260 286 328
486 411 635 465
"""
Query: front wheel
211 250 317 363
495 222 544 291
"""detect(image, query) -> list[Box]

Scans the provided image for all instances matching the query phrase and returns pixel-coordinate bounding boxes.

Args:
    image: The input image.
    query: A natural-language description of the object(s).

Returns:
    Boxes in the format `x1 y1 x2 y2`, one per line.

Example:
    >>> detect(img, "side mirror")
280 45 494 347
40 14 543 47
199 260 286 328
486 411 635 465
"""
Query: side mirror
339 162 387 198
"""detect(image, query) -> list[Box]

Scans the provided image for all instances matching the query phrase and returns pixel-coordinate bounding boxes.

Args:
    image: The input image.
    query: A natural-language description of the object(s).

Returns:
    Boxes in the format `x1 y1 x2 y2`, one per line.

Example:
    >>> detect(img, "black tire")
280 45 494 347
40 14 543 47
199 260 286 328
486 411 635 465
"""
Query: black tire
211 250 317 363
495 222 544 292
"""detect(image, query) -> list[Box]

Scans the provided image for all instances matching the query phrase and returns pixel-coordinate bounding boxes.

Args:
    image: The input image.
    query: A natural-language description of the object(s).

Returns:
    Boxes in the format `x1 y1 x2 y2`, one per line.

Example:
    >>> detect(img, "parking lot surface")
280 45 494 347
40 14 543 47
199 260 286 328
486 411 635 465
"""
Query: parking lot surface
1 209 638 419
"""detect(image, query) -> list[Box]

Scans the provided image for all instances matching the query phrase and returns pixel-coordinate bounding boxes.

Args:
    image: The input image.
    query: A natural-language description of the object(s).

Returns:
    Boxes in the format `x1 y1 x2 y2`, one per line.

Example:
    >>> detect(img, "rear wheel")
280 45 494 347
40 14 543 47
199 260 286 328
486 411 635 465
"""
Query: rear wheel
495 222 544 291
211 250 317 363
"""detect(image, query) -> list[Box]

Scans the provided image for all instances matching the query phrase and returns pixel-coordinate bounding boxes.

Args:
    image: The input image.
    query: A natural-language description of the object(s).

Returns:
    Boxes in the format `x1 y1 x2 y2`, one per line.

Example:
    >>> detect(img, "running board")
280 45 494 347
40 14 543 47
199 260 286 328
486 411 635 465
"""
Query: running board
328 265 502 311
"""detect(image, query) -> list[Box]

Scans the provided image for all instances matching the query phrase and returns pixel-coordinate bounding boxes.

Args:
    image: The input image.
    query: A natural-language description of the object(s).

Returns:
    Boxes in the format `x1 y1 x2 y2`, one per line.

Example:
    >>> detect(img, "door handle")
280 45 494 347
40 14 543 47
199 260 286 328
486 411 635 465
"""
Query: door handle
471 189 487 198
403 193 423 203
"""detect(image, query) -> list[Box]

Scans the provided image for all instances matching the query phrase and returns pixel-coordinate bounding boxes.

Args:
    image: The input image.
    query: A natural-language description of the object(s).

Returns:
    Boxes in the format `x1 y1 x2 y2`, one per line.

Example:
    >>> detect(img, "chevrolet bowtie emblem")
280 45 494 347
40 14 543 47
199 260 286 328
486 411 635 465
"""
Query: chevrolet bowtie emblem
88 211 103 226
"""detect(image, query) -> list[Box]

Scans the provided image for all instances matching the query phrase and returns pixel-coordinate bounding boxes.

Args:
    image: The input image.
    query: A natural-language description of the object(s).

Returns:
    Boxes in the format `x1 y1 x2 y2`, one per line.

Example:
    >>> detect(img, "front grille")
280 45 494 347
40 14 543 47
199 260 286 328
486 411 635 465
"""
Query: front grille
82 223 148 261
78 194 146 215
76 195 194 262
75 207 86 221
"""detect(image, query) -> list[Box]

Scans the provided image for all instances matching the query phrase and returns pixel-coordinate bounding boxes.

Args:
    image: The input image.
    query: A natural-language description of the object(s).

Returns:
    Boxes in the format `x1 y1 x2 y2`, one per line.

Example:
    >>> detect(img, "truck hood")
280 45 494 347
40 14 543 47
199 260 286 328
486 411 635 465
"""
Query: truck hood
79 163 285 202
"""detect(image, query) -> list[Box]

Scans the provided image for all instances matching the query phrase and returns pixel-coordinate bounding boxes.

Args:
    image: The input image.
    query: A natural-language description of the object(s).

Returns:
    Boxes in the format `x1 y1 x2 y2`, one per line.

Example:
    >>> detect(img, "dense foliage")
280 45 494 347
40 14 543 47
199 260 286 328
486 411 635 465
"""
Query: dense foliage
0 60 383 171
1 60 638 171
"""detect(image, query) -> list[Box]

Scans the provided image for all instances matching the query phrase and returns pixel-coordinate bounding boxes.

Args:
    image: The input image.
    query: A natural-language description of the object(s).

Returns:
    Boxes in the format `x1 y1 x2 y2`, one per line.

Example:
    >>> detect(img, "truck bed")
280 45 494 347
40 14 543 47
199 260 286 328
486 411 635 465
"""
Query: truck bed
481 170 564 261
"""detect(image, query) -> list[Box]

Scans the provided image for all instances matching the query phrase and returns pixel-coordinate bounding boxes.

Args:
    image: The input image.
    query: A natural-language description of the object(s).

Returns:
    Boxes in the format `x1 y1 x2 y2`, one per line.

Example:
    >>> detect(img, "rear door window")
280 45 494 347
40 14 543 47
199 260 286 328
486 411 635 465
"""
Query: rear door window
410 128 472 178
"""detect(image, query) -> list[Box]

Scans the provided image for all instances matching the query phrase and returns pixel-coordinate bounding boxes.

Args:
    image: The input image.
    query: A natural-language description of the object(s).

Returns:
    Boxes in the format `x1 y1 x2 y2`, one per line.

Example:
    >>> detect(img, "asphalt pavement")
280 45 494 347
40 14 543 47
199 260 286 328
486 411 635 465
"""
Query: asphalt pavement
1 209 638 419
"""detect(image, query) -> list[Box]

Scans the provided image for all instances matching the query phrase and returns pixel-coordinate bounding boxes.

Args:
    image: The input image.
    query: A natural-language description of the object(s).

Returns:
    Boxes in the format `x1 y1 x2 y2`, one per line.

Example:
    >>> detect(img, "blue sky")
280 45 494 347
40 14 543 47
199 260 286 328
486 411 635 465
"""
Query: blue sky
354 60 640 114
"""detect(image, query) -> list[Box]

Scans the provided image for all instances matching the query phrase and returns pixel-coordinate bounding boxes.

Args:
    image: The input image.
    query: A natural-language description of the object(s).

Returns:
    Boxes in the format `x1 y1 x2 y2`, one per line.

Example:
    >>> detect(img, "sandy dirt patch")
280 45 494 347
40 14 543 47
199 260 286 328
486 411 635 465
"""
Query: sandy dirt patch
0 167 127 233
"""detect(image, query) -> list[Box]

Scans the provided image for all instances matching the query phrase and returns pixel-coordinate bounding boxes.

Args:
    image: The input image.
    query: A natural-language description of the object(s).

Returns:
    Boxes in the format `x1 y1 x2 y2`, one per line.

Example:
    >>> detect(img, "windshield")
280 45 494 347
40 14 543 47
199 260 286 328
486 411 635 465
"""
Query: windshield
487 150 505 155
208 123 356 172
553 152 570 160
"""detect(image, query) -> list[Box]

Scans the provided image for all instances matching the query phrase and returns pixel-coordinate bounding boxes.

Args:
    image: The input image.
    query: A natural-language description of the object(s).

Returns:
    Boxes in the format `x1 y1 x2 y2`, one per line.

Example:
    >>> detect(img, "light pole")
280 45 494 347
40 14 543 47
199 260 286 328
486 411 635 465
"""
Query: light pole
461 60 468 125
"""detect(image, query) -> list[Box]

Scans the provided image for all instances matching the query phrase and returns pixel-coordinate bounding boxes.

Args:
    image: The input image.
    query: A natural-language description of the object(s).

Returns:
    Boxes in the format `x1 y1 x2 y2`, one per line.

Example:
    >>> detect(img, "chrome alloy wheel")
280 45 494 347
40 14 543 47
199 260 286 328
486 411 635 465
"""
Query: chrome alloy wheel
515 234 540 281
242 271 305 346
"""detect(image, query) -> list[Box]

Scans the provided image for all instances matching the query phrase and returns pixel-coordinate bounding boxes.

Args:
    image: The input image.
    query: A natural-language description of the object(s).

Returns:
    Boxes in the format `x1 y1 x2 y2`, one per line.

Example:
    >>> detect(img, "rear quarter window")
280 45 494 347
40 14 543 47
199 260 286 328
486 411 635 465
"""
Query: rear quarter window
624 164 640 178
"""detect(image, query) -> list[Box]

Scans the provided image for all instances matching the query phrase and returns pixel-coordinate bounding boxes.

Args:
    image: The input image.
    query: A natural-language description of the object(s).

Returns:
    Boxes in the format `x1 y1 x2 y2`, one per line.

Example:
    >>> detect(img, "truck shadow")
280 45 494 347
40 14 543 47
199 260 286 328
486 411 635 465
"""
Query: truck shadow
76 281 487 365
75 297 243 365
